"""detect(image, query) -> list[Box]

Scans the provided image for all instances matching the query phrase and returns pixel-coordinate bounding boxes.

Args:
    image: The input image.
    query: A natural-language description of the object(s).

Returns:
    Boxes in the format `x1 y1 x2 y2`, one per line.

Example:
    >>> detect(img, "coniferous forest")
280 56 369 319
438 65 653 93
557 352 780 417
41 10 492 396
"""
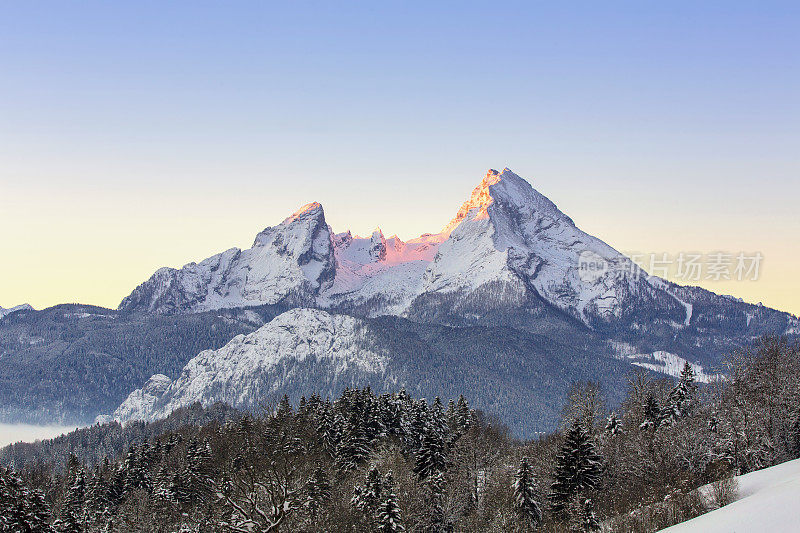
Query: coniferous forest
2 338 799 532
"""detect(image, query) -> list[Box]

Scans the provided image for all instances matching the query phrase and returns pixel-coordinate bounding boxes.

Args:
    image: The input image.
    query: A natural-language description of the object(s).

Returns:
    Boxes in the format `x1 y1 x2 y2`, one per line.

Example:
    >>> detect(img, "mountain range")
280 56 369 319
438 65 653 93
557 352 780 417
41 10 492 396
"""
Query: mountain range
2 169 797 434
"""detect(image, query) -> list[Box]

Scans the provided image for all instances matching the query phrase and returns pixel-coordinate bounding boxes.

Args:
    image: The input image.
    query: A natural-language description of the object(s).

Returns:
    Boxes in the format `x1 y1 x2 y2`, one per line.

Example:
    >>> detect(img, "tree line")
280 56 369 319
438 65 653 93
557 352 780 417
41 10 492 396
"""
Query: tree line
2 337 799 532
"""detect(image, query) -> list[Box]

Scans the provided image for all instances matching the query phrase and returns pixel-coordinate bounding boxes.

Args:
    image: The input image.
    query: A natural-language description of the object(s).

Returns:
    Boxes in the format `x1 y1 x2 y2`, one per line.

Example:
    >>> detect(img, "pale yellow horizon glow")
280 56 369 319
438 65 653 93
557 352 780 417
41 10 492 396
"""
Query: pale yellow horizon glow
2 171 798 318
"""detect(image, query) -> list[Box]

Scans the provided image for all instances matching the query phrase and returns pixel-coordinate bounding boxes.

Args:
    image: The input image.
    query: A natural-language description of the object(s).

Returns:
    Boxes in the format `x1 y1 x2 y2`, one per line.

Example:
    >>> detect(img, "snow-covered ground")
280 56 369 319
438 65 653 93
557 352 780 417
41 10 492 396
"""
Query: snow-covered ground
660 458 800 532
625 351 717 383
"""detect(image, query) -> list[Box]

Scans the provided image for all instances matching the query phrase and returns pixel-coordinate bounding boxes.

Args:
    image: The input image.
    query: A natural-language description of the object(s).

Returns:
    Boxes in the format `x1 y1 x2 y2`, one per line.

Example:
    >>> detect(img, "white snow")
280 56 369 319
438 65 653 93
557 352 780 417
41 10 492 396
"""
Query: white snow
111 309 389 423
119 202 336 313
624 351 717 383
119 167 794 338
660 458 800 532
120 168 655 323
106 374 172 424
420 168 651 323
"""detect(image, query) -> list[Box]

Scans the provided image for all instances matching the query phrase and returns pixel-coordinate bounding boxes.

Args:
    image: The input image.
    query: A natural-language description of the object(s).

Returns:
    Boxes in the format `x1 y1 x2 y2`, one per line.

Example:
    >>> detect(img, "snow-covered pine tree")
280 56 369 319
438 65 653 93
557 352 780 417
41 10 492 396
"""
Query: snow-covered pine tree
662 362 699 426
152 465 175 502
576 498 600 532
376 472 405 533
105 462 126 506
364 395 387 443
640 394 660 430
181 439 214 505
85 465 112 528
352 467 384 516
121 445 148 494
455 395 471 433
431 397 450 439
317 401 342 456
549 419 603 520
336 414 371 472
513 457 542 528
59 468 87 533
414 427 449 481
276 394 293 421
0 466 52 532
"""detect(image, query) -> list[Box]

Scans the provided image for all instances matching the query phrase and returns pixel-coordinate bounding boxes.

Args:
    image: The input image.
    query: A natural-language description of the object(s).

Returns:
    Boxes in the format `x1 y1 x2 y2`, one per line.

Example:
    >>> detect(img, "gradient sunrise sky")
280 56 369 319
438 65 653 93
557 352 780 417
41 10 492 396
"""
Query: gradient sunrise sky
1 2 798 315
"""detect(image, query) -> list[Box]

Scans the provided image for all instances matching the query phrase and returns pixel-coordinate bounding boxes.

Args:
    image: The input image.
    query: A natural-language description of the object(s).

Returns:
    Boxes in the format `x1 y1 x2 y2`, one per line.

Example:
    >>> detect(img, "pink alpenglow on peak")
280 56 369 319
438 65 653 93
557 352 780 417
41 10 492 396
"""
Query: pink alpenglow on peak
288 201 324 220
441 169 502 236
440 168 541 236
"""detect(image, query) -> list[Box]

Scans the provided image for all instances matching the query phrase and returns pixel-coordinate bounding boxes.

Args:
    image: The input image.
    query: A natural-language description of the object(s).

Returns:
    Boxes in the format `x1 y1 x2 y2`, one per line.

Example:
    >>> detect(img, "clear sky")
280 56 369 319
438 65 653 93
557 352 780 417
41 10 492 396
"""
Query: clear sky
1 2 798 315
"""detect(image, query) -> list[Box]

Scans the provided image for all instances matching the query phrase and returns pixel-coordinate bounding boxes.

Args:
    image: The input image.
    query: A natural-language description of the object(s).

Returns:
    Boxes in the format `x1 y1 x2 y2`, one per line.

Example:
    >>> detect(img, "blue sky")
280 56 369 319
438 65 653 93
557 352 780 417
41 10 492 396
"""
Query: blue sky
1 2 799 313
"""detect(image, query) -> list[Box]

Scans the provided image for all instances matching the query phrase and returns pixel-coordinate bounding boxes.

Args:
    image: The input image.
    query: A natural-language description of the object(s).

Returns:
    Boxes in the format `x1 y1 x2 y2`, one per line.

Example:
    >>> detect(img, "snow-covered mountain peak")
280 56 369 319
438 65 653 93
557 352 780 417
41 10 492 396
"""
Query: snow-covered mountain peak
119 200 336 314
253 201 327 247
441 167 571 237
290 201 323 219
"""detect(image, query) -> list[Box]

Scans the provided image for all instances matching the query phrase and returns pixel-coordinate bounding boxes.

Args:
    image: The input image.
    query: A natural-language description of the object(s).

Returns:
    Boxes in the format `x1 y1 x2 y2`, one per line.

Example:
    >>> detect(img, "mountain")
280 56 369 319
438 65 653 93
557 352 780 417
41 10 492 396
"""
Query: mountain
0 303 287 424
109 307 635 436
118 168 798 368
0 304 34 321
119 202 335 314
4 168 798 429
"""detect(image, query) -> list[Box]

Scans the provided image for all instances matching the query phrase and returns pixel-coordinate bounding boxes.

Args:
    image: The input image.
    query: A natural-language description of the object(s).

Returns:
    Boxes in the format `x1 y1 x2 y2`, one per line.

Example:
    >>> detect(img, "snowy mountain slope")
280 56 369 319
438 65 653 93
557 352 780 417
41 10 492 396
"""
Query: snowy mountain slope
624 351 716 383
0 304 33 321
109 308 636 435
113 308 392 422
660 458 800 532
108 374 172 423
0 303 286 425
320 229 441 316
416 169 686 327
119 202 336 314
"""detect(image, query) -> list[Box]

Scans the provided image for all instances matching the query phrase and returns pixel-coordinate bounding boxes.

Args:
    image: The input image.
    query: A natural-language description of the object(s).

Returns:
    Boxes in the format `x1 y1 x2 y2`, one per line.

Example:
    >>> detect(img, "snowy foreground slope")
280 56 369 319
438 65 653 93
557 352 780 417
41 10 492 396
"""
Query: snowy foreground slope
660 458 800 532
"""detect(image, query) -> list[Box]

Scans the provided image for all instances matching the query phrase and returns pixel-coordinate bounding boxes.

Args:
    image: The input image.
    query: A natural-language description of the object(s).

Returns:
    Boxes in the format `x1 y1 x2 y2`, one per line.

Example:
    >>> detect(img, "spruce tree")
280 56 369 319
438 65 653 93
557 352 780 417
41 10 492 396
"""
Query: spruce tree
336 414 371 472
85 466 111 528
376 472 405 533
549 420 603 520
0 466 52 533
513 457 542 528
640 394 660 430
59 469 87 533
577 498 600 532
352 467 384 516
414 428 449 481
604 413 622 436
455 395 471 432
661 362 699 426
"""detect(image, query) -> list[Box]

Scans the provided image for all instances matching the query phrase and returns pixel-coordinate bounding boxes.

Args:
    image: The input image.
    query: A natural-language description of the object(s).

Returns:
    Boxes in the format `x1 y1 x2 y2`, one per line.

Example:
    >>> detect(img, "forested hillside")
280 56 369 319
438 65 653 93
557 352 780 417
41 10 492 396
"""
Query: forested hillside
2 338 798 532
0 304 288 424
